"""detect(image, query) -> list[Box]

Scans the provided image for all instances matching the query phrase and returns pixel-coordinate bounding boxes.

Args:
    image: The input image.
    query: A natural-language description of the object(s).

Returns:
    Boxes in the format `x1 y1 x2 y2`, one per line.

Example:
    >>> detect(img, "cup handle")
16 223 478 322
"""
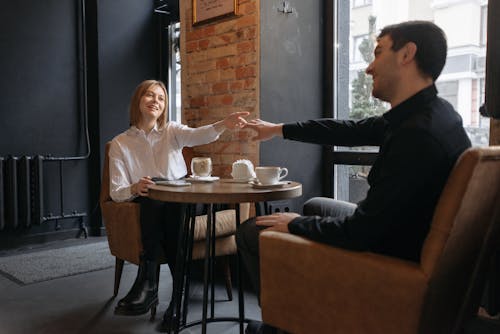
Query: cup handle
279 168 288 180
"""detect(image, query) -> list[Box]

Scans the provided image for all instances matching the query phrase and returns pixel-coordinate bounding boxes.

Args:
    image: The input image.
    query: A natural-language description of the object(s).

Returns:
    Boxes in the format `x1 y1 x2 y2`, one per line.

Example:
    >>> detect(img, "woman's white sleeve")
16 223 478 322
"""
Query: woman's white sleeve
108 143 136 202
174 123 221 147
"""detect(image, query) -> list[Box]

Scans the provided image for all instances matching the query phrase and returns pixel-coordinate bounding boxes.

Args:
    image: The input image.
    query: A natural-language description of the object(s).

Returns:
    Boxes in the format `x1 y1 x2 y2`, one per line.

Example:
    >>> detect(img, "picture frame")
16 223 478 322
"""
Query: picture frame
193 0 238 25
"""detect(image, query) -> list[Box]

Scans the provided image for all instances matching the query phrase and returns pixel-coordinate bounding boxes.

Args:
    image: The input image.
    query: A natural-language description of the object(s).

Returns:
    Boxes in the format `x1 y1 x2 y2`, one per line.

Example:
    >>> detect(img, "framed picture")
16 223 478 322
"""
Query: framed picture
193 0 238 25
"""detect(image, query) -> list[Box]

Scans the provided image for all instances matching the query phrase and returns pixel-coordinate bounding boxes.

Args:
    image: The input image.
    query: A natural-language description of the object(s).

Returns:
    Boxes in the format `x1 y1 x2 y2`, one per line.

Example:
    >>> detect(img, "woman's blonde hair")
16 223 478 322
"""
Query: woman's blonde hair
129 80 168 128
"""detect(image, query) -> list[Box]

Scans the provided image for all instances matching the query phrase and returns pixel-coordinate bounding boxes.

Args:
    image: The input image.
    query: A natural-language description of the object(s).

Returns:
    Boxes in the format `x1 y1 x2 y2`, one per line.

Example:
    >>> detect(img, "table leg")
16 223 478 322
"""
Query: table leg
236 203 245 334
181 205 196 326
210 208 216 319
201 204 213 334
160 203 191 334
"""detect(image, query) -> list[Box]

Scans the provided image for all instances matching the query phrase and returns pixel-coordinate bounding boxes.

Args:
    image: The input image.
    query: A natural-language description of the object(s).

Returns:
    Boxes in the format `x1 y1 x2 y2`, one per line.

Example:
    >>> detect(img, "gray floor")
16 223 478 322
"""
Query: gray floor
0 237 261 334
1 236 500 334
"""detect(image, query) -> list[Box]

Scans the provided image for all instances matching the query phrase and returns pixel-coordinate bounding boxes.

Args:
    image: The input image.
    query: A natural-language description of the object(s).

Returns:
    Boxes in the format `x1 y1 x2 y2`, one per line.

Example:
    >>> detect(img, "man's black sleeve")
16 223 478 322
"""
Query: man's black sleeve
282 117 387 147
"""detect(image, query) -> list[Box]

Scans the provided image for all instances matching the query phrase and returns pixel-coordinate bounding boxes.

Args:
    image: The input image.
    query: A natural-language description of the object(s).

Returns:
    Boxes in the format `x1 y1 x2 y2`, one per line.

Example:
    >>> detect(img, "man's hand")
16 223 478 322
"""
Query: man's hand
243 119 283 141
132 176 155 197
256 212 300 232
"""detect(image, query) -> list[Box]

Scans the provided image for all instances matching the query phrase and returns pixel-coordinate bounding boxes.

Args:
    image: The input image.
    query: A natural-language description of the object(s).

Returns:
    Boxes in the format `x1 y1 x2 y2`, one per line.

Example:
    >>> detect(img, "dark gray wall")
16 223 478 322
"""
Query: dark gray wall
0 0 83 156
260 1 324 212
0 0 90 243
97 0 158 146
0 0 159 247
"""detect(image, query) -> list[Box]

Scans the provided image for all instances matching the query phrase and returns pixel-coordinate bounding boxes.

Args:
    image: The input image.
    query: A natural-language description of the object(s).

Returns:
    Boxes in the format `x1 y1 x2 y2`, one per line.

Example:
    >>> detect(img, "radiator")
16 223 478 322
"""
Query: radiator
0 156 44 231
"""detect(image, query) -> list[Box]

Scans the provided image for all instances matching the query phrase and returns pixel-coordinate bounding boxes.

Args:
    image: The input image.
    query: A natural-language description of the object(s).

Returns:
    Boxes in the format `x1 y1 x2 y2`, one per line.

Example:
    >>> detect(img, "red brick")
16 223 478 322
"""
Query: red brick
240 2 257 15
216 58 231 69
235 65 256 79
244 78 257 90
237 41 254 54
220 68 236 81
190 97 206 108
230 81 244 92
198 39 210 49
222 95 234 105
205 45 237 60
186 41 198 52
212 82 229 94
236 15 256 29
187 25 216 40
206 69 221 82
214 20 237 35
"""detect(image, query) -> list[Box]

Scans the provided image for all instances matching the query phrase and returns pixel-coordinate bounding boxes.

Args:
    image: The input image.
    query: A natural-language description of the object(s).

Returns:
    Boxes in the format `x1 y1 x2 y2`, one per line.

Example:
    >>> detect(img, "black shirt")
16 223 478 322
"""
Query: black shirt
283 85 471 261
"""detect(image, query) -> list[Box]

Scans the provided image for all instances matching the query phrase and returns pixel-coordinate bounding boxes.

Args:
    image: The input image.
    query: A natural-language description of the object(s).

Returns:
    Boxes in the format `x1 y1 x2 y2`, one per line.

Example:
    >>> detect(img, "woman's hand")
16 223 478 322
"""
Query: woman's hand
131 176 155 197
223 111 249 129
243 119 283 141
213 112 249 132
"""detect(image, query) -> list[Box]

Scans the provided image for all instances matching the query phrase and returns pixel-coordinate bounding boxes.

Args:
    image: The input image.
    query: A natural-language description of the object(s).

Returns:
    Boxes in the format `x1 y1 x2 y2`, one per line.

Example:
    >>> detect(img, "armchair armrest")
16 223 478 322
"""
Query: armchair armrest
259 231 428 334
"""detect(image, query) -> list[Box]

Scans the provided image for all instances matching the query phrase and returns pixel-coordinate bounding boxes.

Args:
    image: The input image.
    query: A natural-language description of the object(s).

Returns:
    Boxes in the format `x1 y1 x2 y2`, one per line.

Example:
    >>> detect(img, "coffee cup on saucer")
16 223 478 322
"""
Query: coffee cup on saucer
231 159 256 181
255 166 288 185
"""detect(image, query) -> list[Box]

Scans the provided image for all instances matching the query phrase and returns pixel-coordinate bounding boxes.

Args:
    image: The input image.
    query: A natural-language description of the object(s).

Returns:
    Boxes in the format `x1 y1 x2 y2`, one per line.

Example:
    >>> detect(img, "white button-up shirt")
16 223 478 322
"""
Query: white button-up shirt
109 122 222 202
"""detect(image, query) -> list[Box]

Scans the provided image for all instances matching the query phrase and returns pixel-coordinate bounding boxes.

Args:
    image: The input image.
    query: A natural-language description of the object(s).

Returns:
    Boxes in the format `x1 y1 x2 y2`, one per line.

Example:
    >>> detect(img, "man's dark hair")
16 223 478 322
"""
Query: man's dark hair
379 21 447 81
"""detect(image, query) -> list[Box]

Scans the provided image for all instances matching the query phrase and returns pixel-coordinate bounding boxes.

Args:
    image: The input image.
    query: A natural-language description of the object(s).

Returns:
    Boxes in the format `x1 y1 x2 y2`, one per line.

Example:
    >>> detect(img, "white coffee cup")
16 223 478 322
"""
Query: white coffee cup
191 157 212 177
231 159 256 180
255 166 288 185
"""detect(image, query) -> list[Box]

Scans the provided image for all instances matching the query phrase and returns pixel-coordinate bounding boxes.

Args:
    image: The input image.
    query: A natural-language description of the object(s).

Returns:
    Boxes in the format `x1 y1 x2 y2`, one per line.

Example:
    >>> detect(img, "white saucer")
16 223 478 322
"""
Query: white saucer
250 181 290 189
184 176 220 183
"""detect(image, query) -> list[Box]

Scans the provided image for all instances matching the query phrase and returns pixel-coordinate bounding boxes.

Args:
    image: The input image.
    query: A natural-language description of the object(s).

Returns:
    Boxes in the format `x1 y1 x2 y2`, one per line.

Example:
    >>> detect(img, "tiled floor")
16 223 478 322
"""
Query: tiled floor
1 236 500 334
0 237 261 334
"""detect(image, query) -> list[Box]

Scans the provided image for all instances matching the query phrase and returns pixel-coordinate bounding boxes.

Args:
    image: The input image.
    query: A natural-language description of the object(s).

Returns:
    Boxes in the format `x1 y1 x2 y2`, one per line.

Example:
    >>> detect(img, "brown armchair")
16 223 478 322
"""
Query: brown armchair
259 146 500 334
100 143 250 301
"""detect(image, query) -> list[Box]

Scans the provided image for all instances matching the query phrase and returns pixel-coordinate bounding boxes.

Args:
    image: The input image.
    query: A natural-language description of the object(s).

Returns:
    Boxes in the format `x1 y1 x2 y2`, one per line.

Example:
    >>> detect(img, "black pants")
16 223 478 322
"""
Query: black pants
236 197 357 300
135 197 186 264
136 198 208 264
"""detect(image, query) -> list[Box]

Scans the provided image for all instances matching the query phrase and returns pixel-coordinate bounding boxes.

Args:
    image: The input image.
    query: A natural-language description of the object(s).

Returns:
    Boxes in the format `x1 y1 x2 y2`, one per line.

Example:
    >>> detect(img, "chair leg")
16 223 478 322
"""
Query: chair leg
221 256 233 301
114 258 125 297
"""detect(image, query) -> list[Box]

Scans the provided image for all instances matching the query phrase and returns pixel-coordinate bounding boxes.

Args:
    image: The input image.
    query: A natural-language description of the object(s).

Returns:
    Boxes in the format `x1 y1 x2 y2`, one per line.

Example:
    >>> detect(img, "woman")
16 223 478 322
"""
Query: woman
108 79 248 318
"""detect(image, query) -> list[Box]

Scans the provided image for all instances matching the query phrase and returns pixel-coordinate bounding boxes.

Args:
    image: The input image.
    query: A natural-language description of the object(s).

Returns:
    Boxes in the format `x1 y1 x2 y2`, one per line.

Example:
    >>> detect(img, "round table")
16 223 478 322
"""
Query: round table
148 180 302 334
149 180 302 204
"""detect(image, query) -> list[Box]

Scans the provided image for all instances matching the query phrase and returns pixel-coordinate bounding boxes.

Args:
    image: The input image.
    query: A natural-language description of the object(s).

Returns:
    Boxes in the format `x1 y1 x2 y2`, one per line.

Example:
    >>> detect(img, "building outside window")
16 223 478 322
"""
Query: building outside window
436 81 459 110
352 34 369 62
353 0 373 8
480 5 488 46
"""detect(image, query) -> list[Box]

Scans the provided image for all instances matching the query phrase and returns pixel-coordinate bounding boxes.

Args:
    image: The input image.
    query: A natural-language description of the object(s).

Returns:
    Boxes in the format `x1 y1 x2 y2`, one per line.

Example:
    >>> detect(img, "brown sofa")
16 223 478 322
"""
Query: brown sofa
259 146 500 334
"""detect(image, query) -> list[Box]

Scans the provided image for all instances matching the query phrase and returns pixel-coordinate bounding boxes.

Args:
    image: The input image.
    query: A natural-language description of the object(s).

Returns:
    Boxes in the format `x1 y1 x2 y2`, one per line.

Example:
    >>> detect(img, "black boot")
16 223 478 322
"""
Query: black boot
114 259 158 316
157 263 180 333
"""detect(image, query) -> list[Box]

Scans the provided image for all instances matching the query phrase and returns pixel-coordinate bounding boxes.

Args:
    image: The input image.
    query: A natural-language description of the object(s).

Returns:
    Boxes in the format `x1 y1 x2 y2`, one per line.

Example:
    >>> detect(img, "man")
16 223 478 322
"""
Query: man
237 21 471 334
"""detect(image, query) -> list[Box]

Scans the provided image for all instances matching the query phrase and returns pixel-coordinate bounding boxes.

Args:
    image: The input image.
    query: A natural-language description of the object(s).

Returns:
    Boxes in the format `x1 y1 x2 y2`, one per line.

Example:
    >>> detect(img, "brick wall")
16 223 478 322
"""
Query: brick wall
179 0 260 177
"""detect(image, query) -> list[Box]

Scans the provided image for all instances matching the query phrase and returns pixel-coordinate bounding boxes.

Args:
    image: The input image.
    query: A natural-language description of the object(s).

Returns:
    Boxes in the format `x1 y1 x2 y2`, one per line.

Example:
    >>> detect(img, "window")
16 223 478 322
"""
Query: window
167 22 182 122
352 0 372 8
480 5 488 46
334 0 489 202
436 81 458 110
352 34 369 62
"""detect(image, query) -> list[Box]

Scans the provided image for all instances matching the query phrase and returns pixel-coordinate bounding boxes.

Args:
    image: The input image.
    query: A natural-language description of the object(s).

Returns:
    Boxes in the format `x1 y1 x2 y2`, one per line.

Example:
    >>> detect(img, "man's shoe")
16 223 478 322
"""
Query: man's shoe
245 320 277 334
